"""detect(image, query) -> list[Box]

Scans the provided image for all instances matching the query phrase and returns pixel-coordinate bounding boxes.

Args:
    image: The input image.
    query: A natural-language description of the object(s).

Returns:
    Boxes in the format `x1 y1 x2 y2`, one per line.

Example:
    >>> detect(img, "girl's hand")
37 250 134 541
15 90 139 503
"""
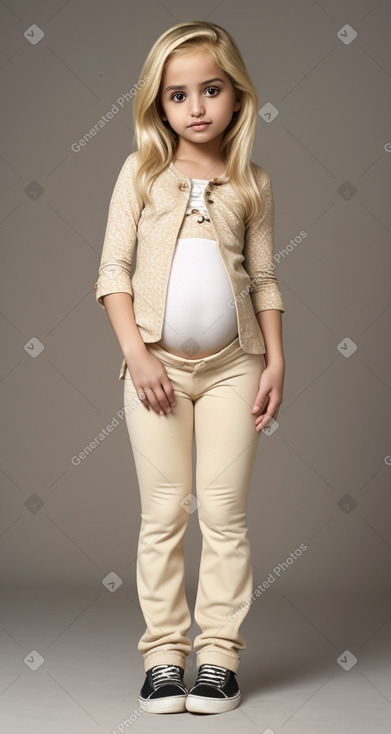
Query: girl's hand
251 361 285 432
127 351 176 415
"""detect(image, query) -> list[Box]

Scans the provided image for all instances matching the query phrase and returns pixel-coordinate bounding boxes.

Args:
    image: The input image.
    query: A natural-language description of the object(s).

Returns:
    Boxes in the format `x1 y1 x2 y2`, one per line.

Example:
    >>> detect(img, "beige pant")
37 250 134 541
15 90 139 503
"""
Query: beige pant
123 336 266 673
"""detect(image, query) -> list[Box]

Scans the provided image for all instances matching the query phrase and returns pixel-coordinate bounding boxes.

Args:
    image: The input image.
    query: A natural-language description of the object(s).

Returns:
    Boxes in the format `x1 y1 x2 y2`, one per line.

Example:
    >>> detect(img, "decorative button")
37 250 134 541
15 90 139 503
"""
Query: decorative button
184 208 210 222
179 182 188 190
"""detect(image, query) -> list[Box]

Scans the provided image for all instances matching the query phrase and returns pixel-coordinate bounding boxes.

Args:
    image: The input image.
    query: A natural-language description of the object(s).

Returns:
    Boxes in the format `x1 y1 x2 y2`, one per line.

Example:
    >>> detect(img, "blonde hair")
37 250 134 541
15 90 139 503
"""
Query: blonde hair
132 20 262 226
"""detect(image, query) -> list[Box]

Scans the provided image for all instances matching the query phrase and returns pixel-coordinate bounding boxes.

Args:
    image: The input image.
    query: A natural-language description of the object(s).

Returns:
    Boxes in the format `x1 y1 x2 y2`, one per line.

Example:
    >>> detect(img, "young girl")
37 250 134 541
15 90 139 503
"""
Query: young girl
94 20 285 715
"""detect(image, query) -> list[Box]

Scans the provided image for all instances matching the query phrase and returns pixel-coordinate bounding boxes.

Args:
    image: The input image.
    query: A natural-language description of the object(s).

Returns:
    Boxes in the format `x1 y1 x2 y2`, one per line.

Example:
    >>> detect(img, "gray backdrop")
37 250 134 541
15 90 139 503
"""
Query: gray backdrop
1 1 390 732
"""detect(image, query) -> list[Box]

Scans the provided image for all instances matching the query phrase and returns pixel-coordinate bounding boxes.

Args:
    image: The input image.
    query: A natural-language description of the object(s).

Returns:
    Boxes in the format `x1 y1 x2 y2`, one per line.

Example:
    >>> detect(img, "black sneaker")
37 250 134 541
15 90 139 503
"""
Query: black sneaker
138 663 188 714
185 663 241 713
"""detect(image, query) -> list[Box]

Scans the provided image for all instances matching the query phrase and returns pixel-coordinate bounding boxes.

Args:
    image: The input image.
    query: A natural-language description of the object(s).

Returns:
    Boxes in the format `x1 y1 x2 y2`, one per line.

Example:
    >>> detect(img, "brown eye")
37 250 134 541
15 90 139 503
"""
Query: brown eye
171 92 186 102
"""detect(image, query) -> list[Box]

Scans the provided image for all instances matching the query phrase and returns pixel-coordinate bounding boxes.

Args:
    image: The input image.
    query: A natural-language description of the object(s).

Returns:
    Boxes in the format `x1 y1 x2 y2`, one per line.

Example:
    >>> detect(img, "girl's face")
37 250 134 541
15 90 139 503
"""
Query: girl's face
159 49 241 149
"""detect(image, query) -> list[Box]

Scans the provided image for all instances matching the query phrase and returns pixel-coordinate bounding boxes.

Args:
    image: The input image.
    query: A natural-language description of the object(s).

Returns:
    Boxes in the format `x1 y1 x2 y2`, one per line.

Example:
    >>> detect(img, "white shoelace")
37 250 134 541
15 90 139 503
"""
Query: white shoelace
151 664 186 690
195 664 227 687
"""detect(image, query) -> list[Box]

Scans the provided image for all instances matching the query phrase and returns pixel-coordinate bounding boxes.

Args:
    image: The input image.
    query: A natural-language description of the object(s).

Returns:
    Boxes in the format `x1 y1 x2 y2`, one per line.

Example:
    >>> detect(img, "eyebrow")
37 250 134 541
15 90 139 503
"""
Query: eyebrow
163 77 226 94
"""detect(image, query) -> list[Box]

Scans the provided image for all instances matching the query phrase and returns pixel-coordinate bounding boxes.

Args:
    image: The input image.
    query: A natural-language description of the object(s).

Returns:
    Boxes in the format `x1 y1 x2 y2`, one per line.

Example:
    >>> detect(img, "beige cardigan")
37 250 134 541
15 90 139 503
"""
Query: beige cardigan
94 151 285 380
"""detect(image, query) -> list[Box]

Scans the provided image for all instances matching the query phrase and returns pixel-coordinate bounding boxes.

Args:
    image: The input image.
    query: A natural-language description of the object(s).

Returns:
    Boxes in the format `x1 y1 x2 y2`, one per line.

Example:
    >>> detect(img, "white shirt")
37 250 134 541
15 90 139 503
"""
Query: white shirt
158 179 239 357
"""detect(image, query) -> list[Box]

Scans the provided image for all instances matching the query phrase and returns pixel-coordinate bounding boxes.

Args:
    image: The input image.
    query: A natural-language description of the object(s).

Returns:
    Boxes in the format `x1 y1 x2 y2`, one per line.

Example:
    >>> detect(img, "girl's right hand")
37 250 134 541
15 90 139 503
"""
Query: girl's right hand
126 351 176 416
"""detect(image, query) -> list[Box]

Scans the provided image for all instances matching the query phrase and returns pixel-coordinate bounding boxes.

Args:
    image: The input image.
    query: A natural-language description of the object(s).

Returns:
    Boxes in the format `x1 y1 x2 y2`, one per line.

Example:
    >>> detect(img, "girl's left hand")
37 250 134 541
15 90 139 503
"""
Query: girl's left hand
251 361 285 431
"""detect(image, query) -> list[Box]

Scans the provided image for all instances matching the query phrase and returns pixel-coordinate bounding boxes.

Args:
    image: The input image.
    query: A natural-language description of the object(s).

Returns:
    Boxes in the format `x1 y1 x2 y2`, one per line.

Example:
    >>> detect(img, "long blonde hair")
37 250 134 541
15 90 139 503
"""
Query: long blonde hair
132 20 262 227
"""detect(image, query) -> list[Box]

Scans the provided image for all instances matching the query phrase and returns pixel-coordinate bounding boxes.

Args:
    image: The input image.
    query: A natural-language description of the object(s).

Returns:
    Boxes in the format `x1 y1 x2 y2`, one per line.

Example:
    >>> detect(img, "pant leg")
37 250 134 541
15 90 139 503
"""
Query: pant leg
192 349 266 673
123 368 194 673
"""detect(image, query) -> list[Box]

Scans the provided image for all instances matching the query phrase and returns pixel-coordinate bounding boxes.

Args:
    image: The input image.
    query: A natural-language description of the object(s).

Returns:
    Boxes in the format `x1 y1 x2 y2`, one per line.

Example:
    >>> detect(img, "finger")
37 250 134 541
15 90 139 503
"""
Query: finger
255 412 274 431
255 401 280 429
262 397 278 420
141 386 167 415
251 393 269 414
151 384 175 415
151 371 177 414
255 404 277 426
137 386 152 410
161 377 176 408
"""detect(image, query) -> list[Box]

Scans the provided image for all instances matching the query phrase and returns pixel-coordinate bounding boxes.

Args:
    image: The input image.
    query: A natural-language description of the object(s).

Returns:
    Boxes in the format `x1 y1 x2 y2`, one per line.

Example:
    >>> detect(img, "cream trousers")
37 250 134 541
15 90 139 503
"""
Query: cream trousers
123 336 266 673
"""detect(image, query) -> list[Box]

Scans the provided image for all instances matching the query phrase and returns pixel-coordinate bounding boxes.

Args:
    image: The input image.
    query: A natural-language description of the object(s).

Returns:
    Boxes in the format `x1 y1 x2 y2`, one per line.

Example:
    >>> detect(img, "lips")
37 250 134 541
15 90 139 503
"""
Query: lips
189 122 211 127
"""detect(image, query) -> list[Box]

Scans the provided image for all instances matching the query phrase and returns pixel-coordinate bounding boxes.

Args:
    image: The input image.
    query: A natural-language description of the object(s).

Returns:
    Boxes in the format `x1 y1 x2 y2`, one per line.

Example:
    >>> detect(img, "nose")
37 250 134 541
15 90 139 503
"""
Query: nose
189 94 205 117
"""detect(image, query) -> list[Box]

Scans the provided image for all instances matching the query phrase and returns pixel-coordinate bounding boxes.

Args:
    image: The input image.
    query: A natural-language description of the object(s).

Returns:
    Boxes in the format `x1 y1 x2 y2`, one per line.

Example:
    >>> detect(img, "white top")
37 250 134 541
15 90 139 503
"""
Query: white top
159 179 238 356
184 178 210 219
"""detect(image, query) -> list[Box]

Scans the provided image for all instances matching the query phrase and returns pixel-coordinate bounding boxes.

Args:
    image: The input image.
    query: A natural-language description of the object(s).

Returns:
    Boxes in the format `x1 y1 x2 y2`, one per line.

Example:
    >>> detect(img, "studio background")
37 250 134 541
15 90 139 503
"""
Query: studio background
1 1 390 732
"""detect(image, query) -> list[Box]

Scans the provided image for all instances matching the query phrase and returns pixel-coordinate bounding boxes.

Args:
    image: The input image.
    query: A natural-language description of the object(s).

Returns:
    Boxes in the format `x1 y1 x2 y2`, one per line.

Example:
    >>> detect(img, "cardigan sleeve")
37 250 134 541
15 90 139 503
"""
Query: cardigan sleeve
243 167 285 314
93 152 141 309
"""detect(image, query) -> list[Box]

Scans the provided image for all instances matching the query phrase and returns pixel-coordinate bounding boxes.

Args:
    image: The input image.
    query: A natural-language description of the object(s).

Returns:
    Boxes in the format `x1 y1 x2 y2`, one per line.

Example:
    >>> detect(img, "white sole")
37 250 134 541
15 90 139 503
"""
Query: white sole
138 694 187 714
185 690 241 713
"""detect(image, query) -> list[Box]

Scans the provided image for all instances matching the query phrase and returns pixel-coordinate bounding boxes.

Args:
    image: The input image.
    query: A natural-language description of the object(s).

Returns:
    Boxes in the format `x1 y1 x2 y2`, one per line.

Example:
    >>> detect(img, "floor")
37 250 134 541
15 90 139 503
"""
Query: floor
1 587 390 733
